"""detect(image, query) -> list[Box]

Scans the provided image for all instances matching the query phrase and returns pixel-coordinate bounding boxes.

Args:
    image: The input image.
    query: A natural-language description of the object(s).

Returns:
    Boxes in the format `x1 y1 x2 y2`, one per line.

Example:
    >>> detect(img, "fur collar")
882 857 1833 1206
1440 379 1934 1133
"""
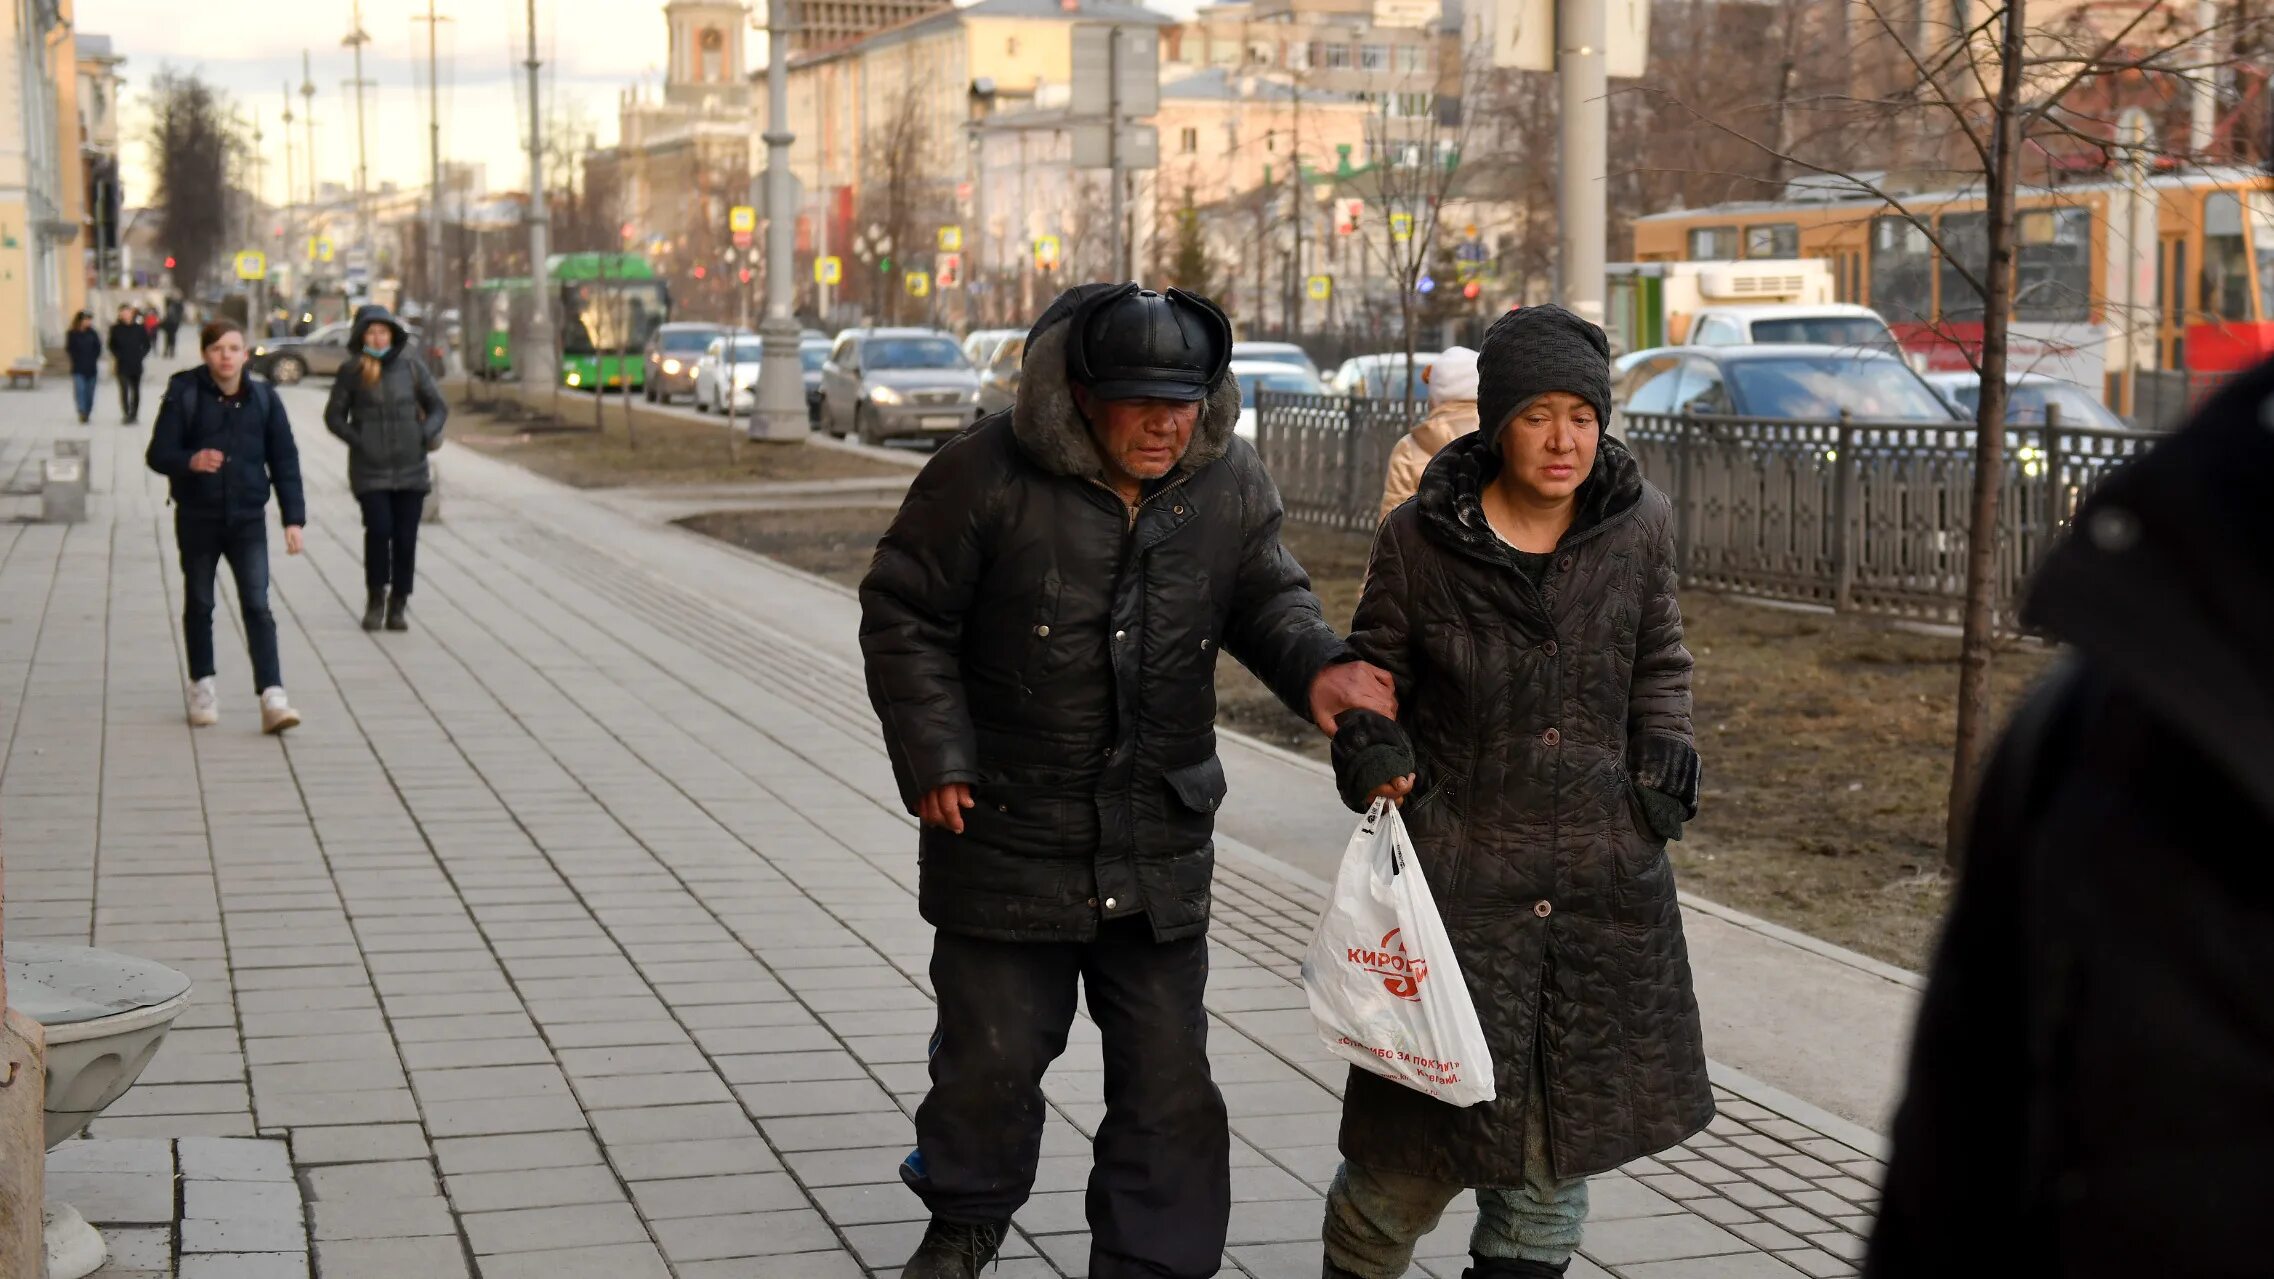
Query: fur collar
1010 293 1239 484
1416 429 1645 570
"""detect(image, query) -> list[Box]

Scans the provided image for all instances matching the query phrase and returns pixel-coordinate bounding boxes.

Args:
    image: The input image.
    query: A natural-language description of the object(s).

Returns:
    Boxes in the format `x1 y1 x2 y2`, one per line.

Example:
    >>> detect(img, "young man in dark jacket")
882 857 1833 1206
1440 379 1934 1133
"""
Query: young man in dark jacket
108 304 151 424
160 296 184 357
325 304 447 631
1866 355 2274 1279
66 312 102 423
860 284 1397 1279
145 319 308 733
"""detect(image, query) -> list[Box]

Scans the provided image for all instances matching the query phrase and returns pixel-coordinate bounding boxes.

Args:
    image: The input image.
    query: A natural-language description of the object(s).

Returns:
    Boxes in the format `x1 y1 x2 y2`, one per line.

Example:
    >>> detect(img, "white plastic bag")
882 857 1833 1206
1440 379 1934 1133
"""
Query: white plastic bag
1301 799 1496 1107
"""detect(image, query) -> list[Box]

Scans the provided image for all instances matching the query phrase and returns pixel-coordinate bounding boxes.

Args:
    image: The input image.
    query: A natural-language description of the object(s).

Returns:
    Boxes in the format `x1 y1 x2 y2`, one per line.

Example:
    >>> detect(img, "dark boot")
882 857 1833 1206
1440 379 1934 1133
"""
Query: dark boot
901 1219 1005 1278
1463 1259 1570 1279
384 594 409 632
362 591 386 631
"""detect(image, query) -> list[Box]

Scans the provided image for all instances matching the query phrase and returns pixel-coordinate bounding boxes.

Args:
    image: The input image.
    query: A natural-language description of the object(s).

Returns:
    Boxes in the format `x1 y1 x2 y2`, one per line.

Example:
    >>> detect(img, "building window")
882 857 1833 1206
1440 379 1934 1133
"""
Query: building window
1394 142 1423 168
2015 206 2092 322
1248 41 1274 65
1287 42 1311 70
1323 42 1353 69
1180 126 1199 153
1211 39 1241 65
1395 44 1427 73
1006 36 1020 55
1870 215 1933 326
1686 226 1739 260
1360 43 1387 69
1386 92 1432 118
1743 223 1799 259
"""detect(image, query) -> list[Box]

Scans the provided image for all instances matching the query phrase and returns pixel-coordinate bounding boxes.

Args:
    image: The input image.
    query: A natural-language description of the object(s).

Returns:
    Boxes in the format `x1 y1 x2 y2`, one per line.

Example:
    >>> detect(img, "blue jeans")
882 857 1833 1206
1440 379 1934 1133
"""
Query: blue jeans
1323 1080 1590 1276
71 372 96 419
177 516 282 694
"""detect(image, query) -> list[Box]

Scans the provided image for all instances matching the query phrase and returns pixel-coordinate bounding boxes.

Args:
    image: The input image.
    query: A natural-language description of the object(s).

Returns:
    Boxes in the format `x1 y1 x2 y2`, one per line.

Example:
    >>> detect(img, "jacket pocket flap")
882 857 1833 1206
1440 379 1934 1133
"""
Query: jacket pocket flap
1163 755 1227 814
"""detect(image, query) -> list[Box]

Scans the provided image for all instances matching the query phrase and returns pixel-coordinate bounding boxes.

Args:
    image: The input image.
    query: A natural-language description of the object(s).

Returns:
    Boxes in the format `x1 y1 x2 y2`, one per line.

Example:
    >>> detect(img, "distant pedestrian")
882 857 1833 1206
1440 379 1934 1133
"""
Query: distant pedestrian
1865 354 2274 1279
160 295 184 357
325 304 446 633
860 283 1397 1279
65 312 101 424
107 304 150 424
1325 305 1709 1279
1375 345 1480 523
145 319 306 734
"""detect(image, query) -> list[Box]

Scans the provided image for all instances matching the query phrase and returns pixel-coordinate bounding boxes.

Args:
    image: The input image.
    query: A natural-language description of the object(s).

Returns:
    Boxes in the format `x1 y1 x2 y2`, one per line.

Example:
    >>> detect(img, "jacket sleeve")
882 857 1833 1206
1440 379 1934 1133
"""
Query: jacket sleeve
265 391 308 527
1627 497 1701 817
1223 447 1355 722
1378 434 1426 525
414 360 449 447
858 436 997 812
145 379 192 477
1347 512 1418 702
323 372 357 444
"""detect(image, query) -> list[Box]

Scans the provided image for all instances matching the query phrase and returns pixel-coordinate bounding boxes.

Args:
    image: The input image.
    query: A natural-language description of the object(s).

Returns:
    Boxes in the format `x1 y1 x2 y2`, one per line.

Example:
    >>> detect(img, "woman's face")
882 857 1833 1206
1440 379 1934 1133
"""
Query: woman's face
1497 391 1599 503
363 326 393 353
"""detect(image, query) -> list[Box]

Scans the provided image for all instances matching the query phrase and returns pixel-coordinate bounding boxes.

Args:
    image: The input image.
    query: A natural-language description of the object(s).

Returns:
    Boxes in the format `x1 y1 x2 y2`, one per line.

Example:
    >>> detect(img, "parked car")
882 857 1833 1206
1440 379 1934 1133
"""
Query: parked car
1614 345 1961 423
798 336 831 425
692 334 767 415
251 322 356 385
1682 303 1900 352
819 328 982 445
1230 341 1320 379
1921 370 2129 430
1330 352 1440 402
1229 359 1329 440
962 327 1024 371
977 334 1025 416
644 322 734 404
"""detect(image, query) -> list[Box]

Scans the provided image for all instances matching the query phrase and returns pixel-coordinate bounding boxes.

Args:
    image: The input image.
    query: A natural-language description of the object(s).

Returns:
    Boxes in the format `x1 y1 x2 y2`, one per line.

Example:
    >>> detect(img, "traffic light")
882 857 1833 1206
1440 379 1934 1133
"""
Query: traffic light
1462 281 1482 300
738 268 752 284
879 256 894 274
164 256 177 270
693 265 707 280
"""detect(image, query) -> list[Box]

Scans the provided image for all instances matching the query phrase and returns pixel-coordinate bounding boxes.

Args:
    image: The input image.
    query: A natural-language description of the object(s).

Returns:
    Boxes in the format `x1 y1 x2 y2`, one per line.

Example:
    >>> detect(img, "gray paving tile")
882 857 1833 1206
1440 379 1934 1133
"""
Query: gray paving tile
181 1179 302 1222
179 1254 314 1279
44 1171 175 1225
312 1235 472 1279
1583 1213 1753 1266
179 1137 294 1182
462 1202 651 1254
310 1194 458 1240
181 1215 311 1253
444 1163 627 1213
653 1208 840 1262
472 1242 673 1279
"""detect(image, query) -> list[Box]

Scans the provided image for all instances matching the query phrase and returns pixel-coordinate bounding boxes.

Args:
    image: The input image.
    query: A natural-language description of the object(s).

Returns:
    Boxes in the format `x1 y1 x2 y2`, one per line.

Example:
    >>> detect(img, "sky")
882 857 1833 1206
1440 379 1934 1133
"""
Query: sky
81 0 1201 209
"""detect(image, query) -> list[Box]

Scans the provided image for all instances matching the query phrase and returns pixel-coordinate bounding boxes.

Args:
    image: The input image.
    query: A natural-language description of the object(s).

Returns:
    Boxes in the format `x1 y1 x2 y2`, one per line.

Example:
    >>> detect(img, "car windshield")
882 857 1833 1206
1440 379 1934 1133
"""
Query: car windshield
1235 347 1311 369
2006 381 2125 429
721 339 765 362
1238 370 1327 407
1728 357 1954 421
801 345 829 372
1747 317 1896 347
661 329 717 353
866 337 966 370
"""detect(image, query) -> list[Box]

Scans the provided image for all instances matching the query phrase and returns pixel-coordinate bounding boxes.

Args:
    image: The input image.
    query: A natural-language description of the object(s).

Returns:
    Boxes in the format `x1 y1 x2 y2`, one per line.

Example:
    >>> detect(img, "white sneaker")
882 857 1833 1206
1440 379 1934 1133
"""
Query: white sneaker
259 687 301 735
187 677 218 727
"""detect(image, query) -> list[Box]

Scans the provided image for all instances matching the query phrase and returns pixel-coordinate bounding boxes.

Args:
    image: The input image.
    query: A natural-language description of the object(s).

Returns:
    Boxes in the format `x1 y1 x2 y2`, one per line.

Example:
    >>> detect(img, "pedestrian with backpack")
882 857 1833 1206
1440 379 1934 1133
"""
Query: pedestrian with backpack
324 304 447 632
145 319 307 733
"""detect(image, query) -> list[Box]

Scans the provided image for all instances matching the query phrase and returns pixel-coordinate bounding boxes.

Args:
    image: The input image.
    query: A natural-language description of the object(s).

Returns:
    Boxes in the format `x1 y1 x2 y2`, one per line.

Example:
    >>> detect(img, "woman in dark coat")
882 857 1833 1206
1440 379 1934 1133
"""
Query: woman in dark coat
1324 305 1712 1279
66 312 101 423
324 304 446 631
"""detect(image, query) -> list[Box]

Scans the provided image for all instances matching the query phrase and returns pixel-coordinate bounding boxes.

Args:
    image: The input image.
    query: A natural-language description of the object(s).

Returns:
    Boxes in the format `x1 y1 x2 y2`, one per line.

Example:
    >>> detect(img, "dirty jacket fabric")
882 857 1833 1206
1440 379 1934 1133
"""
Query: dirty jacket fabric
1377 399 1479 524
325 305 446 494
1867 356 2274 1279
1341 428 1711 1185
145 367 307 527
860 283 1353 945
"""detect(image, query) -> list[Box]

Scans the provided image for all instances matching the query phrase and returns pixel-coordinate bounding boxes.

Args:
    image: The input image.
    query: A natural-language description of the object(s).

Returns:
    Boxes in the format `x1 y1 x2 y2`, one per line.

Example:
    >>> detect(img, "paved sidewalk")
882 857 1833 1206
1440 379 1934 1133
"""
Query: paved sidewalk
2 370 1881 1277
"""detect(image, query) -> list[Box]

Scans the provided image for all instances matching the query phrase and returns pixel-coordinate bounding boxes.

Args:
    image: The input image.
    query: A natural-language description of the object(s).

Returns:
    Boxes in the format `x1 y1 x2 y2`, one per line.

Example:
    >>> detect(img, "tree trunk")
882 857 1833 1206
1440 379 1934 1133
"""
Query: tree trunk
1945 0 2028 867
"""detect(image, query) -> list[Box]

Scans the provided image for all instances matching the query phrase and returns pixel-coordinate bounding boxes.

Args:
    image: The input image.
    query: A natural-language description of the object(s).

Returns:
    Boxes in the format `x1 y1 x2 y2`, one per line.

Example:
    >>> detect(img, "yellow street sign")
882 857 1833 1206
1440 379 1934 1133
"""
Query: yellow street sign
815 256 842 285
906 271 932 298
1033 234 1062 271
729 205 757 234
1390 212 1414 242
307 237 334 263
938 226 963 253
235 251 267 281
1305 274 1332 301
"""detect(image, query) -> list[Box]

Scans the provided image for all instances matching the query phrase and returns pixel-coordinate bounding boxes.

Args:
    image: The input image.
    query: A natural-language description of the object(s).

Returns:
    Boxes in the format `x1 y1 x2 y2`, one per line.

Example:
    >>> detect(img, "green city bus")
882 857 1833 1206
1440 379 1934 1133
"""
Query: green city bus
471 278 528 378
555 252 669 391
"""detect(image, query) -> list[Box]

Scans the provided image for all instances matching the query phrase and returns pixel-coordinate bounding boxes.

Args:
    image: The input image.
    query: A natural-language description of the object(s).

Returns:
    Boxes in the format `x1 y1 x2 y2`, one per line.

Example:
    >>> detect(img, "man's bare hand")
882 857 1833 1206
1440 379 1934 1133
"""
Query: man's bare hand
188 449 225 474
282 526 305 557
918 783 975 834
1310 661 1398 735
1370 773 1417 806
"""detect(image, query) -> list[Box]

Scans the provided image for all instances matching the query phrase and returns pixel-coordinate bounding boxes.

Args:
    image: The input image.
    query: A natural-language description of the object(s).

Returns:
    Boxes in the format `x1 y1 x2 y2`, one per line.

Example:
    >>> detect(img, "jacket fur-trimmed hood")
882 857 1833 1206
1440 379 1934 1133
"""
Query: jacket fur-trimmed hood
1010 283 1242 484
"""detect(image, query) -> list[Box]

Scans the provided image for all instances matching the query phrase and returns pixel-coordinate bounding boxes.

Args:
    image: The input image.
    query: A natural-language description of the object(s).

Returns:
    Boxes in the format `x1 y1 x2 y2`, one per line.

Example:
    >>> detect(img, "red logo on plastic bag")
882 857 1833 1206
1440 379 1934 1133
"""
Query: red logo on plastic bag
1347 928 1428 1001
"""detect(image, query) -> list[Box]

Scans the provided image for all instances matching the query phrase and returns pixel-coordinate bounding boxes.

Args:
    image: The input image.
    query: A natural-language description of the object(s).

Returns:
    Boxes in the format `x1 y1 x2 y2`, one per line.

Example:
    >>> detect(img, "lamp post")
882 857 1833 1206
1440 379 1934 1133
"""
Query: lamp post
752 0 806 442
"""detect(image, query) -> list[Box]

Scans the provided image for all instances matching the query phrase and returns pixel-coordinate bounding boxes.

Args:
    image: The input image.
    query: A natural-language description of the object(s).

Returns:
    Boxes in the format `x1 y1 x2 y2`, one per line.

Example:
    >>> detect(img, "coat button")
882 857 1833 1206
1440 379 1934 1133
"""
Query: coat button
1558 555 1574 572
1034 624 1051 637
996 804 1008 813
1173 505 1185 515
1200 638 1212 651
1104 897 1118 910
1534 900 1553 918
1114 629 1127 642
1542 639 1558 656
1104 747 1115 759
1542 727 1561 747
1087 897 1099 908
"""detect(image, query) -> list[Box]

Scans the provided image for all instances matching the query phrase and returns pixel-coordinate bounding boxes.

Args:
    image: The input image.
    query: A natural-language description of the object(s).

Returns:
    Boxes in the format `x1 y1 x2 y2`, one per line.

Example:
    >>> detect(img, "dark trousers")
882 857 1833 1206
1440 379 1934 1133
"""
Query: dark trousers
908 918 1231 1278
161 325 178 357
117 370 142 421
177 516 280 693
357 489 425 597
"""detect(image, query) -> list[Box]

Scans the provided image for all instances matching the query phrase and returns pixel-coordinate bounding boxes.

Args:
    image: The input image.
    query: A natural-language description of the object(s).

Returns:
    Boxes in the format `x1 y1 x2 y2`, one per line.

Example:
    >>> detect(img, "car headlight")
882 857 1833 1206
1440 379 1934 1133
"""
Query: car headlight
253 346 269 357
662 359 682 375
565 371 583 387
869 385 904 405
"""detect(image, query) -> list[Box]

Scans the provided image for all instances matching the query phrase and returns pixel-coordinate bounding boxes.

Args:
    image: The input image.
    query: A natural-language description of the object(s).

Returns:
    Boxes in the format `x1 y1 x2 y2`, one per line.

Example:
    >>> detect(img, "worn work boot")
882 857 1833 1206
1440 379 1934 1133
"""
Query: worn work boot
259 687 301 735
362 590 387 631
1463 1259 1570 1278
385 594 409 632
901 1219 1005 1278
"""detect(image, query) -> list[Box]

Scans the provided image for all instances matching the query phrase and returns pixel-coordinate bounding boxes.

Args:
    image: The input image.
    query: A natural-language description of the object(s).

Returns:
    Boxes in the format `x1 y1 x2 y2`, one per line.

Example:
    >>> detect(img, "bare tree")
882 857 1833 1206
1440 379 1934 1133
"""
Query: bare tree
856 78 941 325
148 70 237 295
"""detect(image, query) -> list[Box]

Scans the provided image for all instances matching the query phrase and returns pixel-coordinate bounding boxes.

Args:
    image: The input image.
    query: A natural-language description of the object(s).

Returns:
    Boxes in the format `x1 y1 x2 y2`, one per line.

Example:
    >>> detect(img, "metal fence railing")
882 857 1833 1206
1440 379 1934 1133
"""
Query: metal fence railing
1255 394 2159 629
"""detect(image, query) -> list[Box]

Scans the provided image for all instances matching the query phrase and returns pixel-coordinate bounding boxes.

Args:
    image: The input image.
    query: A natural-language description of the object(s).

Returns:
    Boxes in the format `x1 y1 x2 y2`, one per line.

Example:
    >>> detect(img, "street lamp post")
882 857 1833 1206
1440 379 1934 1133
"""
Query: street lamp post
519 0 557 388
752 0 806 442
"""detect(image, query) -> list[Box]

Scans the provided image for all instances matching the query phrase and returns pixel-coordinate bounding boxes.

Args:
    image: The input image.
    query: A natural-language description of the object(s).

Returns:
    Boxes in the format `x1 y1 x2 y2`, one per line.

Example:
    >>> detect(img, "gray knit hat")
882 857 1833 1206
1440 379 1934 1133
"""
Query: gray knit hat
1475 304 1613 451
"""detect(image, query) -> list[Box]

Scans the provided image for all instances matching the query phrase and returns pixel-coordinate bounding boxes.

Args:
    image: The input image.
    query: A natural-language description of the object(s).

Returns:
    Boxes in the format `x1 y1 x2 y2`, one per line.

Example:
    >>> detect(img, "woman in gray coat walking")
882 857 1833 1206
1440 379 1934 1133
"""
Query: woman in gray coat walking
325 305 446 631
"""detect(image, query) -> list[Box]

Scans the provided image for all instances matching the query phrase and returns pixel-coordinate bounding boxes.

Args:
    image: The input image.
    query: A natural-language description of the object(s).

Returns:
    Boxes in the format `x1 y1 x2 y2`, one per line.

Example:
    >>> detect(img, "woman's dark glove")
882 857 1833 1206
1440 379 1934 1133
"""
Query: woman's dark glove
1635 786 1687 842
1331 709 1415 813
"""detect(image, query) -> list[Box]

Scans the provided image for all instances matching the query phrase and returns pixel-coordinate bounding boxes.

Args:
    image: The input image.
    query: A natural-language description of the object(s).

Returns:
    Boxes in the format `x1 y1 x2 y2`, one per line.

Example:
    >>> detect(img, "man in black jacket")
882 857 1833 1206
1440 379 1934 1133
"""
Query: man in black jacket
861 284 1395 1279
1866 356 2274 1278
107 304 150 424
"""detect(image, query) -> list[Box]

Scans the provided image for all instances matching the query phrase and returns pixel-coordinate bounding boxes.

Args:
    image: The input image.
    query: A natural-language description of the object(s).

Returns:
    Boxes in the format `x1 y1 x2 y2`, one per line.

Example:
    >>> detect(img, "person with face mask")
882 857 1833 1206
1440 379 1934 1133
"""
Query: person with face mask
1323 305 1710 1279
860 283 1400 1279
324 304 447 632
